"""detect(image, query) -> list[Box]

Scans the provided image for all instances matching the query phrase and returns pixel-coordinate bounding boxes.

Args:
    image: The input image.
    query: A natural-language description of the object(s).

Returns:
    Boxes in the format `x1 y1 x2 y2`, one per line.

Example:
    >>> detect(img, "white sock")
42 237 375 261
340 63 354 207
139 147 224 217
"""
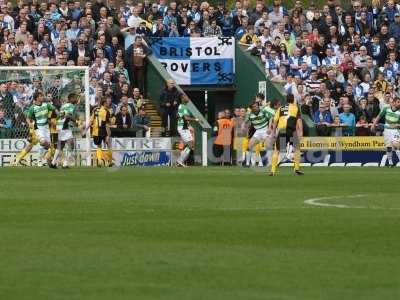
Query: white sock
251 152 256 167
257 153 263 167
39 146 49 164
266 150 273 167
387 150 393 165
39 147 45 160
63 148 69 167
245 151 251 166
52 149 61 165
180 147 191 163
64 144 74 167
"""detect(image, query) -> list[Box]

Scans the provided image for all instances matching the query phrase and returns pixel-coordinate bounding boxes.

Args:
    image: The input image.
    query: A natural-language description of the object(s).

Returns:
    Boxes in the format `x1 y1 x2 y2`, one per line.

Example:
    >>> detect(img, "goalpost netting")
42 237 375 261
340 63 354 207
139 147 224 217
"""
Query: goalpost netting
0 66 91 166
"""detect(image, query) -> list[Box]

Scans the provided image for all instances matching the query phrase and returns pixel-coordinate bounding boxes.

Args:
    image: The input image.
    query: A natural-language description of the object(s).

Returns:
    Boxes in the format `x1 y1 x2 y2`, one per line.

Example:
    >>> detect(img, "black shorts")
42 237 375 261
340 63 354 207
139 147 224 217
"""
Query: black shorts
93 136 106 146
274 129 297 151
51 133 58 146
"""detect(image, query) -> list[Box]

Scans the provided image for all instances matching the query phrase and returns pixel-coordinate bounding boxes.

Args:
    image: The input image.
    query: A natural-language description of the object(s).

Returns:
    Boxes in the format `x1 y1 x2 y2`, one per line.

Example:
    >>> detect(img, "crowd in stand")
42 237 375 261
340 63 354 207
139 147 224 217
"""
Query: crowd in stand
1 0 400 138
241 0 400 136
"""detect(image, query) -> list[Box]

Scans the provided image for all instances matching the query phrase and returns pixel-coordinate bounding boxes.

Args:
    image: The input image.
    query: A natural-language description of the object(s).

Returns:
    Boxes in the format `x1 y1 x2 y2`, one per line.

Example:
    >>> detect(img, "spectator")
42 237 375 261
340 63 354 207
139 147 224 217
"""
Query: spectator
133 106 151 137
204 19 222 37
115 105 133 134
160 79 179 136
132 88 145 112
314 104 333 136
116 95 135 124
339 104 356 136
0 109 12 129
356 115 372 136
125 36 151 94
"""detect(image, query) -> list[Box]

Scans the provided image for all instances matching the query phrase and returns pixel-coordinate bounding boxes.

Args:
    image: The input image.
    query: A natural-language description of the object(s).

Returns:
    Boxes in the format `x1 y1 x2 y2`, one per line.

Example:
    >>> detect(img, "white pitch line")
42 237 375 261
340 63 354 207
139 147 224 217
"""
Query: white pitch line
304 194 400 210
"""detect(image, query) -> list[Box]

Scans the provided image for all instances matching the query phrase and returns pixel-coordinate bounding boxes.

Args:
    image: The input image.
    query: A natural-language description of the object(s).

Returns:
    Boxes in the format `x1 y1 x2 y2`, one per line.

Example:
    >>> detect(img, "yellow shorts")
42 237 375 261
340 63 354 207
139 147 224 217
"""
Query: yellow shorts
242 138 265 153
242 138 249 152
28 129 39 145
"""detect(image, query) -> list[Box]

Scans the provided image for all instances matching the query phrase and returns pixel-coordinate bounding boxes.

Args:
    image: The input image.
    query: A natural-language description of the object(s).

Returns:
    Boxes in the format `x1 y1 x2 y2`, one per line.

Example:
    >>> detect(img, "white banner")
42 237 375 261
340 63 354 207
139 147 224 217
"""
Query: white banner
0 138 172 153
0 138 173 167
151 37 235 85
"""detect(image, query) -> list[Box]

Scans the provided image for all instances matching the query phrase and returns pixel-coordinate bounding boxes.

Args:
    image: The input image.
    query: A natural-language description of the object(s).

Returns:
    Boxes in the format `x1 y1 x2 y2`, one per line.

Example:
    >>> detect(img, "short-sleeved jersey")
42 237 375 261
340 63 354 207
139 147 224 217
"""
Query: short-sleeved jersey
91 106 110 137
378 106 400 130
246 106 275 130
57 102 75 130
26 103 54 127
178 103 191 129
274 103 301 131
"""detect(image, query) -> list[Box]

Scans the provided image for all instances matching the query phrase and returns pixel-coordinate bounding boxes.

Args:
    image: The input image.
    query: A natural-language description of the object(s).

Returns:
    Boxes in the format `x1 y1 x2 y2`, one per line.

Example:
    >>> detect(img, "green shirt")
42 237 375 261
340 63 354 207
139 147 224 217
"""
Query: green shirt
378 106 400 130
178 103 191 129
26 103 54 127
246 106 275 130
57 103 75 130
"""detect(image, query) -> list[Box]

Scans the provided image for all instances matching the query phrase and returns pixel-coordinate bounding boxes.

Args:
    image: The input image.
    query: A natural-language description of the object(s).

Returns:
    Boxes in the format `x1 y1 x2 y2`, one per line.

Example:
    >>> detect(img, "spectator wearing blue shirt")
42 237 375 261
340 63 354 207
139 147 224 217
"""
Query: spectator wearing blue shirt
188 3 201 24
296 62 311 80
49 3 61 22
382 60 396 83
321 48 340 67
70 2 83 21
221 12 233 37
0 109 12 138
390 14 400 42
383 1 399 23
302 46 320 71
163 9 177 30
288 48 302 75
339 104 356 136
314 104 333 136
158 0 168 16
66 20 80 43
265 50 281 77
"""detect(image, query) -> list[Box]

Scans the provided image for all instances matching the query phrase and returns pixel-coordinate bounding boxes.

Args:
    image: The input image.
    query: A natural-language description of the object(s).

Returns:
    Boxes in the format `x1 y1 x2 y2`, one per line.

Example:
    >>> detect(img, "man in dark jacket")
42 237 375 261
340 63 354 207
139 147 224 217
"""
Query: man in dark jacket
69 39 90 65
159 79 180 136
113 105 133 137
92 0 107 22
133 106 151 137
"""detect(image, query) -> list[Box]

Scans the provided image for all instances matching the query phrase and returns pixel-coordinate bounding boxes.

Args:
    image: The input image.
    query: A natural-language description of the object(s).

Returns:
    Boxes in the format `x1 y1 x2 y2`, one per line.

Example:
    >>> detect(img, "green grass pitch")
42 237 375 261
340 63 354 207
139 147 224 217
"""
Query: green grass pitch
0 167 399 300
